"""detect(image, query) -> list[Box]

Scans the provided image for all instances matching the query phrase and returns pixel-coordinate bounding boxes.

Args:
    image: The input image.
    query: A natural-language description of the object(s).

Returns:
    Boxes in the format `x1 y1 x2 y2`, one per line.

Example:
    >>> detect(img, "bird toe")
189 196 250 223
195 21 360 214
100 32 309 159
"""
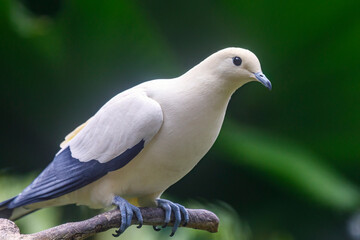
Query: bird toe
112 196 143 236
153 225 161 231
156 199 188 236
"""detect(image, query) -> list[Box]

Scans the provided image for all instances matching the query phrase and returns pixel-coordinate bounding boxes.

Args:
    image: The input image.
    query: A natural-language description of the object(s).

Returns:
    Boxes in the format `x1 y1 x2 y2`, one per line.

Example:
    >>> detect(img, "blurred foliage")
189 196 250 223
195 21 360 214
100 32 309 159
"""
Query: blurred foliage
218 121 360 211
1 0 360 239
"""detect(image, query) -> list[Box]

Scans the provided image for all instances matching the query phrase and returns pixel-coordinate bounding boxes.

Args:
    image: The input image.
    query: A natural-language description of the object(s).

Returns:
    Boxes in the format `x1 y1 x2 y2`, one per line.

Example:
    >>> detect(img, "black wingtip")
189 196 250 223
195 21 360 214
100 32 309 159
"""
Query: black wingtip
0 197 16 219
0 208 13 219
0 197 16 208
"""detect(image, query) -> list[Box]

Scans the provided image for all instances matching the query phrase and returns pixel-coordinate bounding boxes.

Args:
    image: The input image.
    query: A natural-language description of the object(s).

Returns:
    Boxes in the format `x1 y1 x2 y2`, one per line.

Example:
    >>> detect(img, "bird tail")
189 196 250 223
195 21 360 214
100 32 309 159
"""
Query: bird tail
0 196 37 221
0 197 16 219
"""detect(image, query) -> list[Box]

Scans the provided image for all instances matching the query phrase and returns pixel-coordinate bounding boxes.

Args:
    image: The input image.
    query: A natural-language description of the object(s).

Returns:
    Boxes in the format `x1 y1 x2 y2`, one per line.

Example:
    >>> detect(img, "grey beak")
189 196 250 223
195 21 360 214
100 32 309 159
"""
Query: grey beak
254 72 272 90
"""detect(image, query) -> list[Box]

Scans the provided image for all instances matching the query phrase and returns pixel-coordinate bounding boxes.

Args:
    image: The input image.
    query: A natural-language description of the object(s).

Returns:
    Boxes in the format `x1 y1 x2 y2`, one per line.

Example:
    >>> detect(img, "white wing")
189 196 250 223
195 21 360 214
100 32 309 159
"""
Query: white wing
8 89 163 208
61 89 163 163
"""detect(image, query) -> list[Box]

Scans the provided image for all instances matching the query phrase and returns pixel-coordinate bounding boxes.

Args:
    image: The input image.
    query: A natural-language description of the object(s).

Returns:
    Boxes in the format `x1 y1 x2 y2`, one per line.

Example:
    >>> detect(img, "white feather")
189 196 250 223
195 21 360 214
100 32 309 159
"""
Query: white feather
61 90 163 163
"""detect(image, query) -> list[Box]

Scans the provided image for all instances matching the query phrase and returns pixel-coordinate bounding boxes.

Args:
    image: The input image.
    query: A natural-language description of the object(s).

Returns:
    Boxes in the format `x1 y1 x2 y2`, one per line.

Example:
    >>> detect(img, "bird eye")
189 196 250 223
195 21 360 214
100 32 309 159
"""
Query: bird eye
232 56 242 66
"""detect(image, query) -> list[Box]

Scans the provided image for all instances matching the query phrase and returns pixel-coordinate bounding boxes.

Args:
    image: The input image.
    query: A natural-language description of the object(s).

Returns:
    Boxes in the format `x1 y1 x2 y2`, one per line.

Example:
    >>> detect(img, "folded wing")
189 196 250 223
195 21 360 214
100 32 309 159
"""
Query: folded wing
9 90 163 208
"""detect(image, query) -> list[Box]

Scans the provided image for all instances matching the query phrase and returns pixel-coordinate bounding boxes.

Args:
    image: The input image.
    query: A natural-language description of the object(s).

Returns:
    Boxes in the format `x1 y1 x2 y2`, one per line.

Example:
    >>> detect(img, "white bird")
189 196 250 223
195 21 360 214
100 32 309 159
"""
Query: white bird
0 47 271 237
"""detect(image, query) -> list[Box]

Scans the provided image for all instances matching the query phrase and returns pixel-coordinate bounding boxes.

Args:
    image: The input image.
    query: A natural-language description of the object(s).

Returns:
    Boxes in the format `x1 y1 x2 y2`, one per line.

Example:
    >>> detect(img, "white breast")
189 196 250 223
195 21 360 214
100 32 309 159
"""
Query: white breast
114 79 231 194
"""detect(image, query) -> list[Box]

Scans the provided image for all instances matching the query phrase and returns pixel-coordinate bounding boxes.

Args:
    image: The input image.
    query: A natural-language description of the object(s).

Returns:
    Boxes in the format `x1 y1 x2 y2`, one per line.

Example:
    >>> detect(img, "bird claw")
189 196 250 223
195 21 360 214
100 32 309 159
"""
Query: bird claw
156 199 189 237
112 229 122 237
112 196 143 236
153 225 161 231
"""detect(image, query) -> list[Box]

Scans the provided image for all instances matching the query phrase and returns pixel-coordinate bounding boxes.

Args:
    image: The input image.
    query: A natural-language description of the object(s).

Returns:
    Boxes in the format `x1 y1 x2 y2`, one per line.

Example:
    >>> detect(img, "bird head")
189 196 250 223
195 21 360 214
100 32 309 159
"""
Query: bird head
194 47 272 91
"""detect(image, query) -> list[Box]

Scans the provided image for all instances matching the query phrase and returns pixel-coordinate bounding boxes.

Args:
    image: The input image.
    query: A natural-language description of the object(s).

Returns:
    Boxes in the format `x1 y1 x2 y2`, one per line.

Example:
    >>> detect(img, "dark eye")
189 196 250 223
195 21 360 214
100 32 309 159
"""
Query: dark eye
233 56 242 66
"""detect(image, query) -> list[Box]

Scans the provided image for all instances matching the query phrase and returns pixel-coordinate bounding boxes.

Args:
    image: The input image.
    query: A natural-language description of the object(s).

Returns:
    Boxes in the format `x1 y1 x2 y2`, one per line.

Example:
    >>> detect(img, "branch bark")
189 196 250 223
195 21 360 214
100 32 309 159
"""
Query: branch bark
0 207 219 240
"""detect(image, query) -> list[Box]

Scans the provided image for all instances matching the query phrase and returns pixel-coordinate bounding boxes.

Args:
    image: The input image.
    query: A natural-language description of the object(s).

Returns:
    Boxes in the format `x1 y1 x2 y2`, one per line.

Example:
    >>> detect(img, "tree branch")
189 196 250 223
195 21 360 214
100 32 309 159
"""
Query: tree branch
0 207 219 240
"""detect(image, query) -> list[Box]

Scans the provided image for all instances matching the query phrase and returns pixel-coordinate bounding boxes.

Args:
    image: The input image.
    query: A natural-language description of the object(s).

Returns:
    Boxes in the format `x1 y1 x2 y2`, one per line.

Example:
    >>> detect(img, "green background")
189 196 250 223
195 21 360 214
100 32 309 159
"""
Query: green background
1 0 360 239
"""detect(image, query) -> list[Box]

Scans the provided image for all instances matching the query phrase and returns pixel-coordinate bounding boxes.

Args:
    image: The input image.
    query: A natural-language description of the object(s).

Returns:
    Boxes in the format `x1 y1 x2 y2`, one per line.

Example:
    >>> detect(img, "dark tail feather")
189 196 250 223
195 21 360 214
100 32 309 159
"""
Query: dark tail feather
0 197 16 219
1 197 40 221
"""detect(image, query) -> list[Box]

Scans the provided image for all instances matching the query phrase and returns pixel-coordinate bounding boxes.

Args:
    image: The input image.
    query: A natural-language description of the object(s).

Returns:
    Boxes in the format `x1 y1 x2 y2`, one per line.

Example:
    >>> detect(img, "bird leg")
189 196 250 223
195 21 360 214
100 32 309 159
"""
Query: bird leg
112 196 143 237
154 199 189 237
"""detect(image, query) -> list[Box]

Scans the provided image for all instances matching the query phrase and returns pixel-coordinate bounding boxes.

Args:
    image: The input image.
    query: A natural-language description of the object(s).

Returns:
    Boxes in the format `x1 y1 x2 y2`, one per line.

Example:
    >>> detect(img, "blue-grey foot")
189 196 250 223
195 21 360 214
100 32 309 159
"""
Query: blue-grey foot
155 199 189 237
112 196 143 237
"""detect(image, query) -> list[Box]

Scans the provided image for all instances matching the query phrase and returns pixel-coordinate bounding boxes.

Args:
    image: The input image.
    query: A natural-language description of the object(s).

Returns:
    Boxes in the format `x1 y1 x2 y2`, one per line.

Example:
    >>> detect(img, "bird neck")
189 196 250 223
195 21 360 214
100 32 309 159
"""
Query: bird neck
170 75 238 115
180 66 242 102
